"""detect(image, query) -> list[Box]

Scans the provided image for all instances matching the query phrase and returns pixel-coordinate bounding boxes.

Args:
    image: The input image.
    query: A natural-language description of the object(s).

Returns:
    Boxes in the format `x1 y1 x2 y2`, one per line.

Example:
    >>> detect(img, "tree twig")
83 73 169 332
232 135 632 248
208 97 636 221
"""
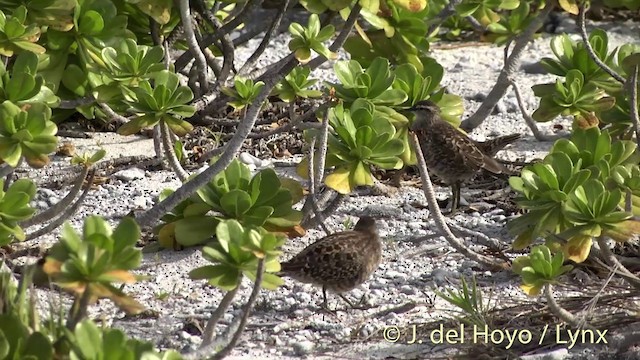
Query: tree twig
577 3 625 84
239 0 291 75
179 0 210 93
25 170 96 241
200 286 240 347
461 3 554 132
511 80 561 141
160 122 189 181
21 166 90 228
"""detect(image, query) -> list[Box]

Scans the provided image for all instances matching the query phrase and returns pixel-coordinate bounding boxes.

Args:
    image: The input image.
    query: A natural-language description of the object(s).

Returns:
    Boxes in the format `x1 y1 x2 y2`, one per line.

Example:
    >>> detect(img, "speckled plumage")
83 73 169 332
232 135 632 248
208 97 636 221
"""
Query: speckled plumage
280 217 381 308
409 100 520 212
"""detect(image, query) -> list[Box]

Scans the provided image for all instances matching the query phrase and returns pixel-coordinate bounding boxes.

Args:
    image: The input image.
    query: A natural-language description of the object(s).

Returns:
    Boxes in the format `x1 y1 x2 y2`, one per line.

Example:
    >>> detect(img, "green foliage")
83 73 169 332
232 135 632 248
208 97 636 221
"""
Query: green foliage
43 216 146 315
189 219 285 291
329 57 407 105
508 127 640 263
288 14 336 64
100 38 165 86
118 70 195 136
434 276 490 327
0 314 53 360
531 69 615 122
68 320 182 360
0 6 46 56
0 0 75 31
455 0 520 26
319 99 404 194
0 52 58 106
512 245 573 296
70 149 106 167
221 77 266 111
0 178 35 245
158 159 303 248
539 29 619 91
0 101 58 168
346 2 430 71
273 66 322 102
484 2 532 45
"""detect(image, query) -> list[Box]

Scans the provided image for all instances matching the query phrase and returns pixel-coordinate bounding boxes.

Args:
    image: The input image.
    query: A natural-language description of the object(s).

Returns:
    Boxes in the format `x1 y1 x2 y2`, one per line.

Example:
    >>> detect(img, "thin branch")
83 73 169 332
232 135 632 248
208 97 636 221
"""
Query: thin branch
185 260 265 360
461 3 555 132
511 80 561 141
238 0 291 75
0 163 14 179
21 166 90 227
194 1 235 88
427 0 462 36
628 64 639 146
306 137 331 235
160 121 189 181
307 3 362 70
595 236 640 290
577 3 625 84
66 286 92 330
99 103 129 128
25 170 96 241
409 134 508 270
200 286 240 347
174 0 261 72
58 96 95 109
152 124 165 166
544 284 592 328
179 0 210 93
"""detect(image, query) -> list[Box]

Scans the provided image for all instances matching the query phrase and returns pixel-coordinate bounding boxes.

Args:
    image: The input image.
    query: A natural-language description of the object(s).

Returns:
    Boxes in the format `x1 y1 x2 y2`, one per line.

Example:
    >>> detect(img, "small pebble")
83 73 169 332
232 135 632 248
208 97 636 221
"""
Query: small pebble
292 340 315 356
114 168 145 181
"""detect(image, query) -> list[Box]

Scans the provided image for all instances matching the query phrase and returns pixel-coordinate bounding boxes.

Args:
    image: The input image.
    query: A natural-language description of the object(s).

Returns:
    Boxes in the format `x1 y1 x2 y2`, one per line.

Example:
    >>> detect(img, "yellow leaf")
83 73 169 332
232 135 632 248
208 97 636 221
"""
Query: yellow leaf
42 258 62 276
158 222 179 249
512 230 533 250
563 235 592 263
351 161 373 186
325 167 353 194
134 0 173 25
296 158 309 179
520 283 543 296
103 270 138 284
558 0 579 15
390 0 426 12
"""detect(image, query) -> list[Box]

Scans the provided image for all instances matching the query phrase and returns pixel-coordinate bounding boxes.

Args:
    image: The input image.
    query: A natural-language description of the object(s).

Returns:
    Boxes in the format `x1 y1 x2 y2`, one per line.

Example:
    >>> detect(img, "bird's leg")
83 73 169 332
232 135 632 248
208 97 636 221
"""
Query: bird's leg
447 183 461 215
320 286 337 313
338 293 376 310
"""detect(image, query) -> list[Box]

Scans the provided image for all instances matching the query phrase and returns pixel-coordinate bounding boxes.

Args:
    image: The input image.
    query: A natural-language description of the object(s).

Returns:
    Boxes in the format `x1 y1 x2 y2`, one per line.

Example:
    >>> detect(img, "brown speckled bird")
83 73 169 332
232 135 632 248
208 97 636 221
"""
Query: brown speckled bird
409 100 520 213
279 216 381 310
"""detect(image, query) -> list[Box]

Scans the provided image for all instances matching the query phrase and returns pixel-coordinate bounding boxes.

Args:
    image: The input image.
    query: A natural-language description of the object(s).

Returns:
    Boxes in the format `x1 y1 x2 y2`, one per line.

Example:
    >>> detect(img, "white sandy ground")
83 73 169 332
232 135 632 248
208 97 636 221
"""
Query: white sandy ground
9 16 640 360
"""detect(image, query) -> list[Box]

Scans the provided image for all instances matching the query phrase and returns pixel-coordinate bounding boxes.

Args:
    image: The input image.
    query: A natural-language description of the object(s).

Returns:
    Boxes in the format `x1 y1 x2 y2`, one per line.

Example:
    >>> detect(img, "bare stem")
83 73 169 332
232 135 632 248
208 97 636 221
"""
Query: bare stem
25 170 96 241
595 236 640 289
410 134 509 270
544 284 590 328
461 3 554 132
179 0 210 93
66 286 92 330
628 64 639 146
577 3 625 84
200 286 240 347
160 121 189 181
239 0 291 75
21 166 90 227
511 81 562 141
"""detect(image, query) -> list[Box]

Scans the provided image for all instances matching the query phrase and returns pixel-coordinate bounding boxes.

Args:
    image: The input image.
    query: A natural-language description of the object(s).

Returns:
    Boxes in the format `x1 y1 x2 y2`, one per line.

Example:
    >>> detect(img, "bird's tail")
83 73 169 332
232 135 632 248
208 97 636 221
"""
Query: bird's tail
476 133 521 157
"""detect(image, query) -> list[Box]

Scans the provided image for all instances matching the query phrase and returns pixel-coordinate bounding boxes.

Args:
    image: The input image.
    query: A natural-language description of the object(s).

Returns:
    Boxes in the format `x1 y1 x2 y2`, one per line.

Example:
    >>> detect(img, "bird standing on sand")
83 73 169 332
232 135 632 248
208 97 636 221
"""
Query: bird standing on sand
408 100 520 213
279 216 381 310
